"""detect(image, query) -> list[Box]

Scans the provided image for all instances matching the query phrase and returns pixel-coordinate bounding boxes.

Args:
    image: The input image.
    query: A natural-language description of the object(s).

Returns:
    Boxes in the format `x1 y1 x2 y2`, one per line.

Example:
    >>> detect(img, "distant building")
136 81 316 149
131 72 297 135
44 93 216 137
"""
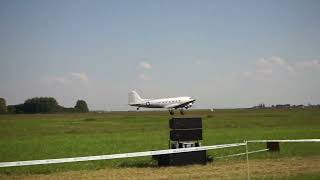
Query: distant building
295 105 304 108
252 103 265 109
275 104 291 109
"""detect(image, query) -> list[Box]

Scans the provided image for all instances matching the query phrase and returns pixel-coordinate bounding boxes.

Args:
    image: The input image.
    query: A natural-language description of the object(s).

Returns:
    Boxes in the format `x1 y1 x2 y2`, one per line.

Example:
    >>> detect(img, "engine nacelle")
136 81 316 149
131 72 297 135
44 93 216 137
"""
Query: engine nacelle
185 103 193 109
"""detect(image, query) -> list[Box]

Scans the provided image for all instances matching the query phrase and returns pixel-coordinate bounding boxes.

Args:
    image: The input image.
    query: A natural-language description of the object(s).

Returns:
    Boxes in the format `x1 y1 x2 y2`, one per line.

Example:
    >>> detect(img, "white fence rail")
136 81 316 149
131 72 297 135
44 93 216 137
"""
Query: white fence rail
1 138 319 175
246 139 320 143
0 143 245 168
216 148 269 159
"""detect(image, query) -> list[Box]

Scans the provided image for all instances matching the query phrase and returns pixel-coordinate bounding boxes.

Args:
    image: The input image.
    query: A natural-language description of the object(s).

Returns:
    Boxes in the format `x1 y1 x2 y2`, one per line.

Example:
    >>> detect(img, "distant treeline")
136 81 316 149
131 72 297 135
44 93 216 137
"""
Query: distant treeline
252 103 320 109
0 97 89 114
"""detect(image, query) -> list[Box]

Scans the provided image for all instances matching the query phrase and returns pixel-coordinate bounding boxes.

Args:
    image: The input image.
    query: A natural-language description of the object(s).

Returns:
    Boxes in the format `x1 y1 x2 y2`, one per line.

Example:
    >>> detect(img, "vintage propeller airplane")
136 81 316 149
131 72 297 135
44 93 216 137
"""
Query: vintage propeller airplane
128 91 195 115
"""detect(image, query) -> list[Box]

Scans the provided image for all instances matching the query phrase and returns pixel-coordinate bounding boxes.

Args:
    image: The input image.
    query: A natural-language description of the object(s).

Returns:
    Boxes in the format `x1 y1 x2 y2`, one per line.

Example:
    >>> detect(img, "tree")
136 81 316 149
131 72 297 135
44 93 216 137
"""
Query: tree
7 105 16 114
23 97 59 113
0 98 7 113
74 100 89 112
11 104 24 114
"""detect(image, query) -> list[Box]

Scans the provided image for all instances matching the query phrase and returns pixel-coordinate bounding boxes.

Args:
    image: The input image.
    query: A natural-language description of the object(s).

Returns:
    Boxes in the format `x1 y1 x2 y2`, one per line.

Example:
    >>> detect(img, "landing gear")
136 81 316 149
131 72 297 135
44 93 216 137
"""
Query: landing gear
169 110 174 115
168 109 186 115
137 107 140 110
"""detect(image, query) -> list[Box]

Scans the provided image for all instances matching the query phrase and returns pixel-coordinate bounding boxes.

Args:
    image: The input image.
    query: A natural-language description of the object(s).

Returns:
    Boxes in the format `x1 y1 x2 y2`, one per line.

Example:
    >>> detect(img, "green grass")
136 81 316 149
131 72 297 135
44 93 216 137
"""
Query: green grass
0 109 319 175
252 172 320 180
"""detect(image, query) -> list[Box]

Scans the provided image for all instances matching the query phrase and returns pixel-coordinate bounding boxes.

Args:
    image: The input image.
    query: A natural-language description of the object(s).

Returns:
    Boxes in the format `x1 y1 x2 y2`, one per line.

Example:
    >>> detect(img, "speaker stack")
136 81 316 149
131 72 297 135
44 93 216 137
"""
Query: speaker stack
153 117 208 166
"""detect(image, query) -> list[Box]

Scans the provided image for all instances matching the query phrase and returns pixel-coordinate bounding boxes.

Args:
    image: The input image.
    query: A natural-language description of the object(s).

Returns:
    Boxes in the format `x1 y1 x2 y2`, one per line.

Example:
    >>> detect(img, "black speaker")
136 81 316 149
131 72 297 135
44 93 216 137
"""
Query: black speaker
267 142 280 151
170 129 202 141
170 117 202 129
153 150 207 166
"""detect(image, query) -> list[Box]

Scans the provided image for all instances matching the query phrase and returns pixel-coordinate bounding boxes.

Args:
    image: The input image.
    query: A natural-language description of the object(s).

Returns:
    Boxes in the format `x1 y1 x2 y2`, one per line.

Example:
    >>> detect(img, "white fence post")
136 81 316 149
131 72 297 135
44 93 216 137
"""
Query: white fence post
245 140 250 180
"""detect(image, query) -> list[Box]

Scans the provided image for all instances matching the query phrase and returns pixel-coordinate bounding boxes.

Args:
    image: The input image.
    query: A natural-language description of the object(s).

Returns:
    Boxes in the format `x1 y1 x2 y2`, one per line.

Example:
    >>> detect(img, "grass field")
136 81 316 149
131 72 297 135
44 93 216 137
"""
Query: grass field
0 109 320 179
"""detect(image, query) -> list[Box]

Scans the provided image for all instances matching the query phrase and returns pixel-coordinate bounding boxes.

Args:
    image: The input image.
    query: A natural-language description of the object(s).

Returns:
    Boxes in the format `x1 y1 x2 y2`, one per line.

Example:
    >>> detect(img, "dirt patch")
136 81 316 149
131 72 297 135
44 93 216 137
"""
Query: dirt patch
2 156 320 180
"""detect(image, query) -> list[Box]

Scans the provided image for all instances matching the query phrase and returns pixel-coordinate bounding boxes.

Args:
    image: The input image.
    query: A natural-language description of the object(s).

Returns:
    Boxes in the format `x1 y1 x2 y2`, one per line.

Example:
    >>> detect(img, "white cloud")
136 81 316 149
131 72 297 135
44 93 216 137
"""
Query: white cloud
194 60 208 65
243 71 253 77
243 57 320 81
257 69 273 75
70 72 89 81
286 65 295 72
139 61 152 69
257 56 286 67
49 72 89 86
139 73 151 81
138 61 152 80
231 57 320 108
246 56 295 78
270 56 286 66
52 77 71 85
296 59 320 69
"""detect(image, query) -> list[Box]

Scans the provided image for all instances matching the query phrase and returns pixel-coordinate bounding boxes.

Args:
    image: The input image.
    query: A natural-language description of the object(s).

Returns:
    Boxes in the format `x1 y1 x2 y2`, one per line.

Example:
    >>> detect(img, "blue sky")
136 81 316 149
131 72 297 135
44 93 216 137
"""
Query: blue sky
1 0 320 110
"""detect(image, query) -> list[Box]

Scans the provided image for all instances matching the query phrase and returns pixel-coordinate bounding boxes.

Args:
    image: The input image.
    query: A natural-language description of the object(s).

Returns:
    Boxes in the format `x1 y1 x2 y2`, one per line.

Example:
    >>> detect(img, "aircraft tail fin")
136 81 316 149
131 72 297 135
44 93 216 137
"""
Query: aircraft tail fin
128 91 144 105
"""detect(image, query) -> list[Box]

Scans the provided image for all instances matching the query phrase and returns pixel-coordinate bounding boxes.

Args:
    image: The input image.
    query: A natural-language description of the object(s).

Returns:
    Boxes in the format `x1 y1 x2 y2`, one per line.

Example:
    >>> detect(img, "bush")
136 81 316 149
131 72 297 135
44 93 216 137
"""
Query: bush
0 98 7 113
74 100 89 112
23 97 59 113
6 98 89 114
7 105 16 114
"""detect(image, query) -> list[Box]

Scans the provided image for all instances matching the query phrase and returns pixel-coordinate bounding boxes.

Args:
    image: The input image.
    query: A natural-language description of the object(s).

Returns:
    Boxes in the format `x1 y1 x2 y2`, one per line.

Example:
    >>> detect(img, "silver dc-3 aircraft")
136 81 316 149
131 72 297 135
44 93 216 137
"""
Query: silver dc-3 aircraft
128 91 196 115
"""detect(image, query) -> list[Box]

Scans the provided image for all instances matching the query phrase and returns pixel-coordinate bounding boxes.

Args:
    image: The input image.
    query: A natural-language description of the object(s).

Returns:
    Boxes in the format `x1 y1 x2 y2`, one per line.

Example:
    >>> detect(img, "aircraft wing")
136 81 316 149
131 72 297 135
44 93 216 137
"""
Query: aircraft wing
164 103 181 109
165 100 195 109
